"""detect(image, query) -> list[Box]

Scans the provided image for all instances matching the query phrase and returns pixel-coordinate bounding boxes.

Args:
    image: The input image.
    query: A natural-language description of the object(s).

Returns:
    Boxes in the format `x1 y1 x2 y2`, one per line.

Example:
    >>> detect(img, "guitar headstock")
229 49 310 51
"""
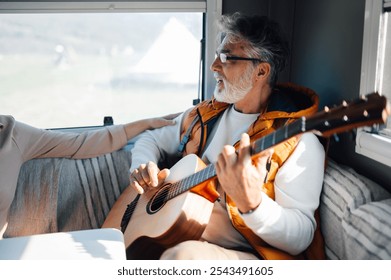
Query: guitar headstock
307 93 390 137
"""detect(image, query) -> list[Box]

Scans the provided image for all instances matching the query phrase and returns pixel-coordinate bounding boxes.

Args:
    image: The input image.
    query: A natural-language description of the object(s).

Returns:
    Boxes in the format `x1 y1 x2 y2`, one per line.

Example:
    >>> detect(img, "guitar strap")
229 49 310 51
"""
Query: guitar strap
177 115 199 153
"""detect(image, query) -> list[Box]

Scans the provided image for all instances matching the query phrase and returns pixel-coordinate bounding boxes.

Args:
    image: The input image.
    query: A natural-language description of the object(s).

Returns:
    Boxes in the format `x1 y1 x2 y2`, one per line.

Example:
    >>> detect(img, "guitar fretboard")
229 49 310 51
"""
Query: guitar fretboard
252 118 304 154
165 164 217 201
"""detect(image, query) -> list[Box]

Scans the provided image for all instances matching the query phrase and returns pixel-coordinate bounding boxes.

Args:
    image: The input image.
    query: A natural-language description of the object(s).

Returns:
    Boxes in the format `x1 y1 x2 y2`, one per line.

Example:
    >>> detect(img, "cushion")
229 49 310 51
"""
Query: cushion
320 159 391 259
342 198 391 259
5 149 132 238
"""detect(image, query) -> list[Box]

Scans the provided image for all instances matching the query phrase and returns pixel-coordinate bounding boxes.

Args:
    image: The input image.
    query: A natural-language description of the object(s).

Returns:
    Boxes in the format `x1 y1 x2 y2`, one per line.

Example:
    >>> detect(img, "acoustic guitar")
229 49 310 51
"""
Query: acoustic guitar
102 93 390 259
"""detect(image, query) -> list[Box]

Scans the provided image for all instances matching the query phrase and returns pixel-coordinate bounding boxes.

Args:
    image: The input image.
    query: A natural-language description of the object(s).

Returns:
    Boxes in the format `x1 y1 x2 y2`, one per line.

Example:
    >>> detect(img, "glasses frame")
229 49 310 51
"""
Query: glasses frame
217 52 263 63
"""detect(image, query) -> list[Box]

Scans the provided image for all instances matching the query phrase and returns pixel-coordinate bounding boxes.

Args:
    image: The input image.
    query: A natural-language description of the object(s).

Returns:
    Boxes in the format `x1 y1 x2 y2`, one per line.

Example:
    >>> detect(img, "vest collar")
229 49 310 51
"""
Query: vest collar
262 82 319 120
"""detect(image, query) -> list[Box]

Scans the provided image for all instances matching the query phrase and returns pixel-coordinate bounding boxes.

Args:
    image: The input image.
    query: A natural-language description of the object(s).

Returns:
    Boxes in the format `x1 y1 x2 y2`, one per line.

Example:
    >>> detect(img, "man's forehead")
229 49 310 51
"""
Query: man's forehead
217 36 248 53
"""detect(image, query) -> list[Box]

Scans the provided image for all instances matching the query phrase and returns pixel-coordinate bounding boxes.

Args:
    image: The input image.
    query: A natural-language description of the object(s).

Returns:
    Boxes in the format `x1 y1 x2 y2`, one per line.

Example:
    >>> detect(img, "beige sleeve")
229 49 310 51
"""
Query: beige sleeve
13 121 128 161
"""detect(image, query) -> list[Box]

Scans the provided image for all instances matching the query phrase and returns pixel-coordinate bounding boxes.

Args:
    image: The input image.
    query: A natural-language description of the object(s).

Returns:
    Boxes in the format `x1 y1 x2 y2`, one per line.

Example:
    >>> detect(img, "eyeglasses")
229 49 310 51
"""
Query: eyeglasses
216 52 263 63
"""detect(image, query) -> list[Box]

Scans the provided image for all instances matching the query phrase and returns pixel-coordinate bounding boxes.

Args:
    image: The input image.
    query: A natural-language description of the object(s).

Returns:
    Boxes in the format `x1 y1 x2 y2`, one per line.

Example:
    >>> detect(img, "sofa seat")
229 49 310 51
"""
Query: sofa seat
4 147 391 259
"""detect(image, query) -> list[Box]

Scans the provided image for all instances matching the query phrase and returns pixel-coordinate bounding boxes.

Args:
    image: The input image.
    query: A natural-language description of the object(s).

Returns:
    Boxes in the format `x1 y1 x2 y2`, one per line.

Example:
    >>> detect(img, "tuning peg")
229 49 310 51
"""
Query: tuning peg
360 95 368 101
324 120 330 127
363 110 369 117
342 100 348 107
324 106 330 112
343 115 349 122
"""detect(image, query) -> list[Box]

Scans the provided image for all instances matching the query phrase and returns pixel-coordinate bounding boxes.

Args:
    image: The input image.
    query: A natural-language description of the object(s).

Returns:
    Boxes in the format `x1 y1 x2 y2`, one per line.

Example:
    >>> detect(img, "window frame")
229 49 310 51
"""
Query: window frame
0 1 206 13
355 0 391 167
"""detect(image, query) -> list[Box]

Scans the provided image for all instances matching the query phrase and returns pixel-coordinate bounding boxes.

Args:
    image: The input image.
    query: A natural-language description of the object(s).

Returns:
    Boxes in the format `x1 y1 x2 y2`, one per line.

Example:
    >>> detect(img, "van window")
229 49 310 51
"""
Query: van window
0 12 203 128
356 0 391 167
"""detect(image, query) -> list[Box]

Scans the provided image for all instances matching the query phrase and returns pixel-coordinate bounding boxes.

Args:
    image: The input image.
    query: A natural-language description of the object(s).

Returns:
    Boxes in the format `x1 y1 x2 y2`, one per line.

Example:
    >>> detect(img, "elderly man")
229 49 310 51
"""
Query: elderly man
126 13 325 260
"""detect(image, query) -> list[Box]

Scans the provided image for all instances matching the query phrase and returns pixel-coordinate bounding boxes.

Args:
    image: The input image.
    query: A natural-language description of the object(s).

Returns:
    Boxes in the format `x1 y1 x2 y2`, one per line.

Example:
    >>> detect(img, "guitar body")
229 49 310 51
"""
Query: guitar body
102 154 215 259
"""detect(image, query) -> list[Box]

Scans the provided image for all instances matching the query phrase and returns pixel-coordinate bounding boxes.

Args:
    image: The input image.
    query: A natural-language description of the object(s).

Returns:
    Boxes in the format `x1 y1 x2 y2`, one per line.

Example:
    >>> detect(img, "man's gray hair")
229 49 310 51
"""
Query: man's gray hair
218 12 290 86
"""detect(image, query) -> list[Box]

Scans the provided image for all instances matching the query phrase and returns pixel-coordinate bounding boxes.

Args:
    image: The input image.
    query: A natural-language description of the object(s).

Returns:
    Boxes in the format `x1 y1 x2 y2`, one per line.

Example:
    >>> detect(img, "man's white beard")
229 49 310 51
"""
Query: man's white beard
214 66 254 104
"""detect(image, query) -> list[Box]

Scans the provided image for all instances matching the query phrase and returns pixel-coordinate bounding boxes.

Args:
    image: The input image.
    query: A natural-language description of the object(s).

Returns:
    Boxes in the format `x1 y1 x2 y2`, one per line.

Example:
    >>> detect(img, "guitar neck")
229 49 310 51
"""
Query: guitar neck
251 118 304 155
154 93 389 205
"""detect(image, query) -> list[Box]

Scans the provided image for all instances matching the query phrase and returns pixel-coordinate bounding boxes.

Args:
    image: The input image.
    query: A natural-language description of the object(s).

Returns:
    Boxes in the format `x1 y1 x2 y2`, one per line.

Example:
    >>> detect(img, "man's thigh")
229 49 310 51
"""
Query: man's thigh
160 240 259 260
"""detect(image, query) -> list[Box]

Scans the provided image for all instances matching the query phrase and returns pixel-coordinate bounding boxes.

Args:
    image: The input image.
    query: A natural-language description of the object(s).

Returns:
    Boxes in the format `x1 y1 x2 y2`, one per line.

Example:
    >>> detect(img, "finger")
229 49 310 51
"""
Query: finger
130 179 144 194
237 133 251 163
157 168 170 187
216 148 227 174
239 133 250 149
160 118 176 126
151 118 175 129
215 160 221 174
147 161 160 187
139 163 151 185
162 112 182 120
132 168 147 187
221 145 237 167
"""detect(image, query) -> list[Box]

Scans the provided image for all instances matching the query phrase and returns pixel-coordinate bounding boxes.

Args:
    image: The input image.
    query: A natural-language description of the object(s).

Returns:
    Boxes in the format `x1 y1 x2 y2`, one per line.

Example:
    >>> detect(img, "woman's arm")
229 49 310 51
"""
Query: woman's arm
12 114 179 161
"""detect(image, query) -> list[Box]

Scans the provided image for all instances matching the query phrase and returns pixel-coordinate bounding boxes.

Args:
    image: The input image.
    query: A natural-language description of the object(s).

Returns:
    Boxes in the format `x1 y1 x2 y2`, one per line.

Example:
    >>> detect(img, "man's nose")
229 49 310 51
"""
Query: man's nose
210 55 221 71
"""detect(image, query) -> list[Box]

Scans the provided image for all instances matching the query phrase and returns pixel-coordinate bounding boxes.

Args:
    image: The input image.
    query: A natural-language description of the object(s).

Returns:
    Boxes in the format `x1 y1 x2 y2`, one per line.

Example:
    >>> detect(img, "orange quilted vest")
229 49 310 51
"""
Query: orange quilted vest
179 83 325 259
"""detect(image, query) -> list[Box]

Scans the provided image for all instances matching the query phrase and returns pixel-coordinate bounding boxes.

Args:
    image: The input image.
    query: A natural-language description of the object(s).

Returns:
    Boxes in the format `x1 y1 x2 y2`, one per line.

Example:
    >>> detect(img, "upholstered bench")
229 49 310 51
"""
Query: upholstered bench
4 147 391 259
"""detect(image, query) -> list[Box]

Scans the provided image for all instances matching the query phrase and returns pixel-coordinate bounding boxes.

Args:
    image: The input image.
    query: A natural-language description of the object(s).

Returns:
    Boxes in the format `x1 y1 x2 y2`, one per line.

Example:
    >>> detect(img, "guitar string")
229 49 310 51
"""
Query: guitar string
153 164 217 207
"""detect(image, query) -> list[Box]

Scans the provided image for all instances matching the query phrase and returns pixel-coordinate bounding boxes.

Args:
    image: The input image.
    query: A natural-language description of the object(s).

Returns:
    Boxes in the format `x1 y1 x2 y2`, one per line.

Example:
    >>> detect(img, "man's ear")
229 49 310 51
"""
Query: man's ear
257 63 271 79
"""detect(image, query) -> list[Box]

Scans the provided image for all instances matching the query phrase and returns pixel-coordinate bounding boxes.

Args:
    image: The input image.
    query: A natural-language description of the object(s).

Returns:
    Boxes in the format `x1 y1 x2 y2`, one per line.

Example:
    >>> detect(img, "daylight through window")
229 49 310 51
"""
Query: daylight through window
0 13 203 128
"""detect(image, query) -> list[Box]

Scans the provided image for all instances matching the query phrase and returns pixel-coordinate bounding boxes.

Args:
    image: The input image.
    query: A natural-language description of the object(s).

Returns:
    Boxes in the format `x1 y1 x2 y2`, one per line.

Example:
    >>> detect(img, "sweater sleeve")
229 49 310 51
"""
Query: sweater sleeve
241 133 325 255
13 120 128 161
130 113 184 171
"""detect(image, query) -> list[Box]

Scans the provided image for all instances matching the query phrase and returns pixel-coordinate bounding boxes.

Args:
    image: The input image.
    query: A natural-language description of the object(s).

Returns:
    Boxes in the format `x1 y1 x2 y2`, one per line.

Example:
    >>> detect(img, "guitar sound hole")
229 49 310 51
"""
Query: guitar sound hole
147 185 170 214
